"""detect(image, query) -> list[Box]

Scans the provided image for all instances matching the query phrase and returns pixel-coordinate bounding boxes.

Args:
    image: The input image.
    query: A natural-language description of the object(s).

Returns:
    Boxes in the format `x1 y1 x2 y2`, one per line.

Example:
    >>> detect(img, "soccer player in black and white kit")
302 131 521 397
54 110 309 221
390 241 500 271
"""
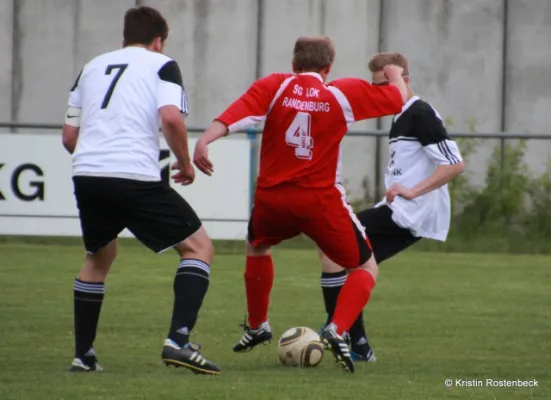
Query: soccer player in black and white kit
318 52 465 361
61 6 220 375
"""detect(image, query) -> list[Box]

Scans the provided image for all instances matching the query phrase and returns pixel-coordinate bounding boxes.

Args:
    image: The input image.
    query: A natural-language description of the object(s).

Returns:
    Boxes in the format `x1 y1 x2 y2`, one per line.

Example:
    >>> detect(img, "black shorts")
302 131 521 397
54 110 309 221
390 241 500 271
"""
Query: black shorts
73 176 202 254
357 205 421 264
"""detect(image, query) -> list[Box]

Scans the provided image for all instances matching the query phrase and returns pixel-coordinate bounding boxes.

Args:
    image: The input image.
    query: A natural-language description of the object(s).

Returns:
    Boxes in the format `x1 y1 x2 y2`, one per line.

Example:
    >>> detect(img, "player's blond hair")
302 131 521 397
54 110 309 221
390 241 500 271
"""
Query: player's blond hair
368 52 409 76
292 36 335 73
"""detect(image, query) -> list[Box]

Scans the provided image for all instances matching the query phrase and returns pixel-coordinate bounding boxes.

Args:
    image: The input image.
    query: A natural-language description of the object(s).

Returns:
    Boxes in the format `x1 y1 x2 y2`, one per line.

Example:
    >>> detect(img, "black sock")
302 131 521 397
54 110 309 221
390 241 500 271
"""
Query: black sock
73 279 105 358
320 271 347 326
320 271 369 347
349 312 371 352
167 258 210 347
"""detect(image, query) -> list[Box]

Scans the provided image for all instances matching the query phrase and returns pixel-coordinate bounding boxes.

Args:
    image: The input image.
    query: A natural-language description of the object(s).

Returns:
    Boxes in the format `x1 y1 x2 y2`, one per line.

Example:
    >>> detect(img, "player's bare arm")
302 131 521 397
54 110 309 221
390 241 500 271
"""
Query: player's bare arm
160 105 195 185
62 122 79 154
63 68 83 154
386 162 464 203
193 120 228 176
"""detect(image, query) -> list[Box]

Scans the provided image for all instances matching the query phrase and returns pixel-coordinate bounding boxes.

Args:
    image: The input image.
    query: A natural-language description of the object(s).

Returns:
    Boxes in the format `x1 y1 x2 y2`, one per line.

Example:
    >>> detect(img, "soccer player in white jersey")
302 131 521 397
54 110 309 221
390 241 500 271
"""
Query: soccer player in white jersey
61 6 220 375
318 52 465 361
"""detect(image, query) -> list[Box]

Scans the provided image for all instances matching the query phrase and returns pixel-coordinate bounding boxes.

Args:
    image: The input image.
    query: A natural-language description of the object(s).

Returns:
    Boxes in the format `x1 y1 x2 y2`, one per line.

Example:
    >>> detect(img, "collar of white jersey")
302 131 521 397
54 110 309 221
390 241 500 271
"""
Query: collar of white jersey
394 95 421 121
297 72 323 82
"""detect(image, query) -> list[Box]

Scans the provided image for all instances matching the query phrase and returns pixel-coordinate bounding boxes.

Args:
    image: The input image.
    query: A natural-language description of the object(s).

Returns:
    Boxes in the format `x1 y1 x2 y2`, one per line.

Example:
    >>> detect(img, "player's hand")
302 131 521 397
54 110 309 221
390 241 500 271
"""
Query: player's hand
386 183 416 203
171 161 195 185
193 139 214 176
383 64 404 80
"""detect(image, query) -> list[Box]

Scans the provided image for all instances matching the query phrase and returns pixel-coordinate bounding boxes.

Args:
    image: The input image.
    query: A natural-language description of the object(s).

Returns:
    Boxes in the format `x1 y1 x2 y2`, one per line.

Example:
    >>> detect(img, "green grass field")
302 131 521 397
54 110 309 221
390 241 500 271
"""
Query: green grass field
1 240 550 400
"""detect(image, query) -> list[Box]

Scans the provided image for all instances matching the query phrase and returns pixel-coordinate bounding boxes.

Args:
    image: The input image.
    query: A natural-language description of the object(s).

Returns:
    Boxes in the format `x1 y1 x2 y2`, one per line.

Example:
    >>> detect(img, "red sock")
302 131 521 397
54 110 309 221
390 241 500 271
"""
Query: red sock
244 255 274 328
331 269 375 335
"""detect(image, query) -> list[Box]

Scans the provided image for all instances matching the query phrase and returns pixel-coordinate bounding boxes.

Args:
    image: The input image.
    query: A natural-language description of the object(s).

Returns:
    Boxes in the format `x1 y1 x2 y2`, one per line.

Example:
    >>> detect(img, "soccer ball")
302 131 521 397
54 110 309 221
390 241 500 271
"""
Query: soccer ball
277 327 324 368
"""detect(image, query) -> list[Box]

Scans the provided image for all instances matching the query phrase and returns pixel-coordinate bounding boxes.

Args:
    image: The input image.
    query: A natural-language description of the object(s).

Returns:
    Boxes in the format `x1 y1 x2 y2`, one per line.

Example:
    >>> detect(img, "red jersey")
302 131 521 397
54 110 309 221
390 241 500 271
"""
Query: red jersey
216 72 402 189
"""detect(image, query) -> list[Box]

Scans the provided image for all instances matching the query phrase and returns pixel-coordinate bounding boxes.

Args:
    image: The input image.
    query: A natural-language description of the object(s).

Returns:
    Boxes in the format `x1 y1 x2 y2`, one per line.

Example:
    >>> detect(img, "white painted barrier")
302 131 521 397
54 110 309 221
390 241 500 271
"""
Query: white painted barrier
0 133 251 240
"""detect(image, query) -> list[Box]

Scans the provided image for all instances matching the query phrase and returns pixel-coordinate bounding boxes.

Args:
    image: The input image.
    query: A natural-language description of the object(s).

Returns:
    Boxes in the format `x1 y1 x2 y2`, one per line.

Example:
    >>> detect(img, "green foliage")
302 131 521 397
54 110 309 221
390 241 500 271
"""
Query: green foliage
447 137 477 213
444 140 551 253
524 160 551 237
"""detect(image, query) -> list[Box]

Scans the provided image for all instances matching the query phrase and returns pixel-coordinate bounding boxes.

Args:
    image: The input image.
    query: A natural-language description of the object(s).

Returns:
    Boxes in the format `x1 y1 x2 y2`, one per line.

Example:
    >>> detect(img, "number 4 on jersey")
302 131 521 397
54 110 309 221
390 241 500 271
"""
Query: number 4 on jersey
285 112 314 160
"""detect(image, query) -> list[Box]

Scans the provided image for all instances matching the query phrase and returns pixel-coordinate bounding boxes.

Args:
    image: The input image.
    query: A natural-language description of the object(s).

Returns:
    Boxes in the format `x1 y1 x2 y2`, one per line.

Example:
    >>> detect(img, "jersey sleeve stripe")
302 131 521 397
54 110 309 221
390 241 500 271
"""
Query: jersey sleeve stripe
70 69 83 92
436 141 459 164
181 91 189 115
442 140 461 163
327 86 354 127
267 76 295 114
227 116 266 133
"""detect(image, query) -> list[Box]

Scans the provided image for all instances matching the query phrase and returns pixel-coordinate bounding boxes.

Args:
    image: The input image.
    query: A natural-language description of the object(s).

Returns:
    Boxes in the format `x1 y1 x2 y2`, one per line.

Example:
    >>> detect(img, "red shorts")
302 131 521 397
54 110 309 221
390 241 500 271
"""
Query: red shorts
247 184 372 269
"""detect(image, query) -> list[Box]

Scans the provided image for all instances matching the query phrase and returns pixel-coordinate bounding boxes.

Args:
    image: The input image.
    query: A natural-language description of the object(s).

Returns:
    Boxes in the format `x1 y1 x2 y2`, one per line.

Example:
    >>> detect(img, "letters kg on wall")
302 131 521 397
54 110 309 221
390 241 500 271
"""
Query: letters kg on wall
0 163 45 202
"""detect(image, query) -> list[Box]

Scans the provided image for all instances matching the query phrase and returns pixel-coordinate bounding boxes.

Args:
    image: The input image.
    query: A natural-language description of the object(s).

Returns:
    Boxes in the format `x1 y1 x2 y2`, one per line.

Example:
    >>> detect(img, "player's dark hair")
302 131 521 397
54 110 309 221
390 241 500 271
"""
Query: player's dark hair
368 52 409 76
123 6 169 46
292 36 335 73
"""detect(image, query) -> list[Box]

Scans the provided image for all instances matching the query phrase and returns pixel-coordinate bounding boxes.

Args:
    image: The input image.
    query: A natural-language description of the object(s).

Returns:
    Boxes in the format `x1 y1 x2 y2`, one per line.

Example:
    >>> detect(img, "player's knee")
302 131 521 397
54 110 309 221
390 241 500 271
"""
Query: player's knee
81 240 117 280
175 226 214 263
359 255 379 281
319 251 346 273
246 240 270 256
200 235 215 261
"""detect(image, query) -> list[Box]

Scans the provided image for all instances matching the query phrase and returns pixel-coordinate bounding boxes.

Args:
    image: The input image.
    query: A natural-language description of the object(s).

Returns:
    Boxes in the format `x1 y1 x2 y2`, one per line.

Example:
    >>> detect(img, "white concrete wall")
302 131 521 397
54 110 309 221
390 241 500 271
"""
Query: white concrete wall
1 0 550 200
16 0 76 125
0 0 13 123
505 0 551 175
147 0 258 127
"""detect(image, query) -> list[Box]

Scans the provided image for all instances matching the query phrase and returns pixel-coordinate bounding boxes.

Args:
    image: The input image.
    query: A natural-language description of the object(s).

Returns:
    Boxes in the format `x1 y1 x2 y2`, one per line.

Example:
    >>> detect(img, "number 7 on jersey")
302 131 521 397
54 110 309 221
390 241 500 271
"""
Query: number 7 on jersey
101 64 128 109
285 112 314 160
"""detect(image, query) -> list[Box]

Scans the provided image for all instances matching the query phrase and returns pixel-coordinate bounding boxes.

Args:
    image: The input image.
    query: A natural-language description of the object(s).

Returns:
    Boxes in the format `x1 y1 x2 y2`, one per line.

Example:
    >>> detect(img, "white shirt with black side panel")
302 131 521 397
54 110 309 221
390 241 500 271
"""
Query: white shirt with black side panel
69 46 188 181
376 96 463 241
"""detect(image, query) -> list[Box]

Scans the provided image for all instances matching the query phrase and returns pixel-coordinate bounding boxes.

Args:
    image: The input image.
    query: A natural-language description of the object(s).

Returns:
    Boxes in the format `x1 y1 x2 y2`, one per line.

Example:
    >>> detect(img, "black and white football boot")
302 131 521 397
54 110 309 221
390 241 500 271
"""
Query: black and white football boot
320 324 355 373
68 348 103 372
162 339 221 375
233 321 273 352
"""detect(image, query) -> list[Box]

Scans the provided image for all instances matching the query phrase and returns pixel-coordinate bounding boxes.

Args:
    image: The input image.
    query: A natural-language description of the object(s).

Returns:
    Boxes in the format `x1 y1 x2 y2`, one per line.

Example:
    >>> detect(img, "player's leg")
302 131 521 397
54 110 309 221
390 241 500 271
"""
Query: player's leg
233 189 300 353
167 228 214 349
321 256 378 374
233 240 275 352
121 181 219 375
319 205 421 361
304 185 378 373
159 226 220 374
318 249 376 362
70 177 125 372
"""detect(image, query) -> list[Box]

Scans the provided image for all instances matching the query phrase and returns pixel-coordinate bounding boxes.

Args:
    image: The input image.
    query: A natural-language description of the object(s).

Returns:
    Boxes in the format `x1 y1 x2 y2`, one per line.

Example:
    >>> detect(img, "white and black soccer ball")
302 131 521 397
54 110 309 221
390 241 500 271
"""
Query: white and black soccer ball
277 327 324 368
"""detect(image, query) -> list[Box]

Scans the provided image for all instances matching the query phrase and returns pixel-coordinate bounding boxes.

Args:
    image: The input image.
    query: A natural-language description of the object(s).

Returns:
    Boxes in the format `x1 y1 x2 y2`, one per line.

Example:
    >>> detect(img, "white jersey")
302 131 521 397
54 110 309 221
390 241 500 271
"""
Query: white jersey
376 96 463 241
68 46 188 181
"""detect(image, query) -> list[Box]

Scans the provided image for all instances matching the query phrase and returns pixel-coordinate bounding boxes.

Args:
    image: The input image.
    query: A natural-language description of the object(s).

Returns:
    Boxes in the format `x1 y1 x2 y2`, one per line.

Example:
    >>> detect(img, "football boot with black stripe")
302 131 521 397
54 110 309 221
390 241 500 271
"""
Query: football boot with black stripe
162 340 221 375
233 321 273 352
320 324 355 373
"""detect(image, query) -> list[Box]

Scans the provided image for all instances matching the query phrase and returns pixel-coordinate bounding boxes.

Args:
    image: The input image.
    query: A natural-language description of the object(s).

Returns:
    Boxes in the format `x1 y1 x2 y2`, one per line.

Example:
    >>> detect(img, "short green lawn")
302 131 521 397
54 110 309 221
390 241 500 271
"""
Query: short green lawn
0 241 549 399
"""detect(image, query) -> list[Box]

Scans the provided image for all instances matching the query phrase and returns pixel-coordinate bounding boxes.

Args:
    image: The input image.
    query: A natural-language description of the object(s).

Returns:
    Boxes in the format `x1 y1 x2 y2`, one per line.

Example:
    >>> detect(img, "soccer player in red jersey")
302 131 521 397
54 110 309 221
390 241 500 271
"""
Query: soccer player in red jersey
193 36 407 373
